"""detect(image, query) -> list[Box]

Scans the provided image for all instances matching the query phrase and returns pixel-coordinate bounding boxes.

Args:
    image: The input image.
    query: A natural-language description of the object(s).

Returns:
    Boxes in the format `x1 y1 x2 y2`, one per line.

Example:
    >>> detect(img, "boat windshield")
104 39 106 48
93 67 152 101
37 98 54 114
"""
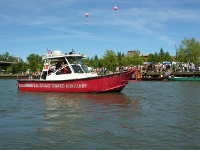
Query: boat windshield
71 65 84 73
81 65 90 73
67 57 84 65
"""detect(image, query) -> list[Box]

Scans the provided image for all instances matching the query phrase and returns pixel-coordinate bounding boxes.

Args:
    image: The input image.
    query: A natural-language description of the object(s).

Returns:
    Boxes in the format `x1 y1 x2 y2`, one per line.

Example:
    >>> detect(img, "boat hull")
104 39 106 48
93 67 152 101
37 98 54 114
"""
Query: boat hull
17 71 134 92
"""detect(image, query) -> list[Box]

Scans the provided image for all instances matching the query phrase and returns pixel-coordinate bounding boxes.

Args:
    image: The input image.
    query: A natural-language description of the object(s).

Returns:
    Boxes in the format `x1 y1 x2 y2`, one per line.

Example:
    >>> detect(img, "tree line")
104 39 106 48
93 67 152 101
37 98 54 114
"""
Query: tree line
1 37 200 75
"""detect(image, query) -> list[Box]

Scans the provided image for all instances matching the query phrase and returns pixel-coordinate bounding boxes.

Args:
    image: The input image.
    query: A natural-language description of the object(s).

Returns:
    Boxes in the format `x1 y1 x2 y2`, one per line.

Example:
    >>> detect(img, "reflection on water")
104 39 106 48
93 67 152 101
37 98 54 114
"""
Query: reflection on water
30 92 143 144
41 92 140 109
1 79 200 149
85 93 130 106
41 92 141 121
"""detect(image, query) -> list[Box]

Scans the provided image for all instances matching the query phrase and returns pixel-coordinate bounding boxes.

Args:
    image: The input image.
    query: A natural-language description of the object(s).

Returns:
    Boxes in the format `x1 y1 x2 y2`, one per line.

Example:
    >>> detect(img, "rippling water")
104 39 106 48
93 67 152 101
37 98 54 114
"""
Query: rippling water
0 79 200 150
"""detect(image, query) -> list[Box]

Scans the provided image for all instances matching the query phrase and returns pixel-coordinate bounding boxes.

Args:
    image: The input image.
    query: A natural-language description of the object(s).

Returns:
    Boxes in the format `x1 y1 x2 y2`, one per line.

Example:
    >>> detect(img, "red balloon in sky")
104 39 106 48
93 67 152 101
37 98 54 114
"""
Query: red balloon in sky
85 13 89 17
85 13 89 25
114 6 118 18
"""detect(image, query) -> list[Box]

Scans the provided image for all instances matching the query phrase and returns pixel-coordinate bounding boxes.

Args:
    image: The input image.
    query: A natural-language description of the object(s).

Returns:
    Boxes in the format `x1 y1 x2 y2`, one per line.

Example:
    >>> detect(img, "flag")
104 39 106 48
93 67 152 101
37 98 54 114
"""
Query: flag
47 50 52 54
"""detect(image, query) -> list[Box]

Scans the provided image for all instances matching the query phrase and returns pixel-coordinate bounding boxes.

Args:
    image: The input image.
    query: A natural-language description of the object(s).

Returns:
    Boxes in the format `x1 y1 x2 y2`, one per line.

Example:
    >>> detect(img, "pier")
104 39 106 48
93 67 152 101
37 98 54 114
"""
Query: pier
131 71 200 81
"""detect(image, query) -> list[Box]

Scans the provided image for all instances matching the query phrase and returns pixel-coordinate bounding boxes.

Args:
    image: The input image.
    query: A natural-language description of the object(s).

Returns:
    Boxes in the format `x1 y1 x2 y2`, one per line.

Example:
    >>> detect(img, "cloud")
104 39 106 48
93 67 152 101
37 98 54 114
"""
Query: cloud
1 0 200 47
158 36 175 46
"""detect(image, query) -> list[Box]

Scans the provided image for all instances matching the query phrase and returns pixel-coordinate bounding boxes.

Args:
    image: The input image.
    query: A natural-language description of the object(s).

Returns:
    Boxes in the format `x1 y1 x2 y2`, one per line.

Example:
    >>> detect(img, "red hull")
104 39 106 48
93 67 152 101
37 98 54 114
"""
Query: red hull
17 71 134 93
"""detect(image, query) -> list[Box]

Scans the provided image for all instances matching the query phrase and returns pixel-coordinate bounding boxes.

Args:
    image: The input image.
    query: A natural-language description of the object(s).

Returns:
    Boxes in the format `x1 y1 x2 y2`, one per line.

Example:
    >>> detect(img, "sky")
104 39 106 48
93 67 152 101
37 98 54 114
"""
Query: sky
0 0 200 61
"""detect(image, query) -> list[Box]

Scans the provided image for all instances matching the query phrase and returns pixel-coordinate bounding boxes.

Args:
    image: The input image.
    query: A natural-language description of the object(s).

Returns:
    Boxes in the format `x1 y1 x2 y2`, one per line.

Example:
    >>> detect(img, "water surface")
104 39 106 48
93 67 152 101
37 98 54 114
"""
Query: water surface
0 79 199 149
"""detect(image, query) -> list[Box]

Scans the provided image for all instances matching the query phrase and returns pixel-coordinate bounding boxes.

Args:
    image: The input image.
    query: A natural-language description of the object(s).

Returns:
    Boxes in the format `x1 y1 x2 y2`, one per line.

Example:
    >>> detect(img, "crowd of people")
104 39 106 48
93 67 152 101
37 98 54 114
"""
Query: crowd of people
18 61 200 79
140 62 199 73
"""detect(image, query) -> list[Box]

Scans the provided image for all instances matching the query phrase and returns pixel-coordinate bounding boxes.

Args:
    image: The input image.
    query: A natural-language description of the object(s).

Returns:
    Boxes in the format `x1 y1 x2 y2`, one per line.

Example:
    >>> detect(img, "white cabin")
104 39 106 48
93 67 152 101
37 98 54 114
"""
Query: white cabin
41 50 98 80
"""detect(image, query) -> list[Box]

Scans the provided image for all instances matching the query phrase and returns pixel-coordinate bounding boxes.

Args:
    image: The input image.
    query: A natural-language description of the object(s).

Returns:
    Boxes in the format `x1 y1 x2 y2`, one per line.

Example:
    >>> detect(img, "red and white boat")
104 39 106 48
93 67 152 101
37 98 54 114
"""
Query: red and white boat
17 50 134 92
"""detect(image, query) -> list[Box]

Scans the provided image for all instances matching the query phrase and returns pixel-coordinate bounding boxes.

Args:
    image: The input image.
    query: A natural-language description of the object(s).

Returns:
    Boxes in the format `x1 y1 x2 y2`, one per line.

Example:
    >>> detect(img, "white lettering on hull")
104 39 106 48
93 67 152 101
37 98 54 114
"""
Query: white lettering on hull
66 84 87 88
18 83 87 88
52 84 65 88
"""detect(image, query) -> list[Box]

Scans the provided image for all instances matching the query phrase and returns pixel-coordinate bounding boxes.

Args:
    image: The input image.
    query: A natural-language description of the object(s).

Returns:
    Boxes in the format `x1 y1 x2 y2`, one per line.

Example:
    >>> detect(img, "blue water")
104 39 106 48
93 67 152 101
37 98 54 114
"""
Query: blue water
0 79 200 149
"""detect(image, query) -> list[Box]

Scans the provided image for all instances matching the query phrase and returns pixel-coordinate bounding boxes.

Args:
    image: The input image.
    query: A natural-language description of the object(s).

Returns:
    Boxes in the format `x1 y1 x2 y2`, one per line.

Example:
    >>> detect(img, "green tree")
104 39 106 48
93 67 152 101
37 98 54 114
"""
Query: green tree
82 57 91 66
147 49 172 63
163 51 172 62
6 66 13 74
154 52 160 63
89 57 95 68
117 51 124 67
18 62 28 74
26 54 41 72
102 50 119 73
10 64 18 74
0 52 23 74
121 55 129 66
159 47 165 62
27 54 40 63
98 58 104 68
146 53 155 63
128 51 144 66
38 60 44 72
177 37 200 64
29 59 38 72
93 55 99 69
0 52 18 62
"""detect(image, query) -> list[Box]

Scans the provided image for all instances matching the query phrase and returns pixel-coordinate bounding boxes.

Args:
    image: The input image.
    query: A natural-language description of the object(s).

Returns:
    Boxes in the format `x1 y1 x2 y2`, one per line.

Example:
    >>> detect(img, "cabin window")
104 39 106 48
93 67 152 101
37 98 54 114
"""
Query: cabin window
56 66 71 75
71 65 84 73
68 57 84 65
61 66 71 74
81 65 90 73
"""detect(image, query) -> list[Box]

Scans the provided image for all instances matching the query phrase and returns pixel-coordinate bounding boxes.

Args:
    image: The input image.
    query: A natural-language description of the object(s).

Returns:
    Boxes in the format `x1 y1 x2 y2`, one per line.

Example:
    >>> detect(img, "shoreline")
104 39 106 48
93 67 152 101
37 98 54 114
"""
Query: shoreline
0 75 39 79
1 71 200 79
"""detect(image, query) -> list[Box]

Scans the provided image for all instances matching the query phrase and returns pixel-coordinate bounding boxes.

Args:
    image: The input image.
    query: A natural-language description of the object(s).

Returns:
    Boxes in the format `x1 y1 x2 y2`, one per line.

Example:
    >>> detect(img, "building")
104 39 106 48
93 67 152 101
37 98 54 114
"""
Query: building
127 50 140 56
127 50 176 62
127 50 149 61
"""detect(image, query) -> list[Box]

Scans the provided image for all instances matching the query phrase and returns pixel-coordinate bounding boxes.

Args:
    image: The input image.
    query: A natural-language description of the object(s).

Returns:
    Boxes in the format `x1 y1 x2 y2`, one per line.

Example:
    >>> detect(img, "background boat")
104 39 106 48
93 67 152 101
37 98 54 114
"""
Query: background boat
130 76 168 81
168 76 200 81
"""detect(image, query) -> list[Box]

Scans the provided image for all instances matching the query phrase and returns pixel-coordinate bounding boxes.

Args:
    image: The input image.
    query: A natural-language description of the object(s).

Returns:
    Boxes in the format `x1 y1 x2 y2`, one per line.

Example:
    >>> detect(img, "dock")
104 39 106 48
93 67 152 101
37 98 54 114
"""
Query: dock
130 71 200 81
